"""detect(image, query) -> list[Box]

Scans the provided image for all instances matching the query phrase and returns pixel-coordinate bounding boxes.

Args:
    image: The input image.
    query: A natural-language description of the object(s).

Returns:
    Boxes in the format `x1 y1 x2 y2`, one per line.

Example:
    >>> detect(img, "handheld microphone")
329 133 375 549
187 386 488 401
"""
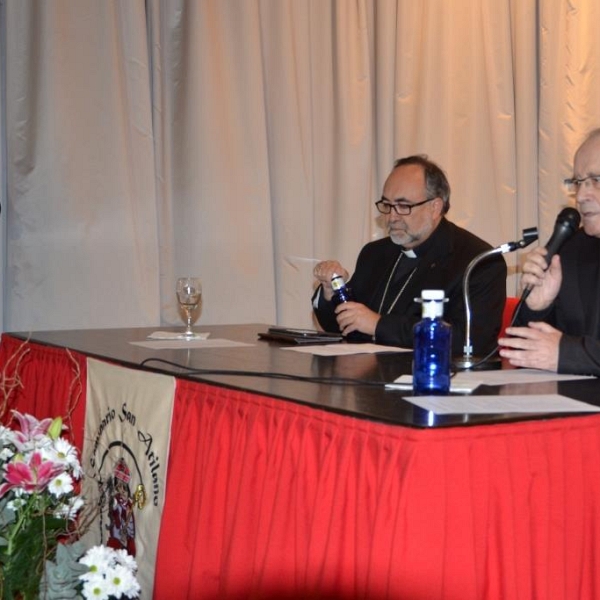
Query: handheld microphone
542 207 581 265
521 207 581 302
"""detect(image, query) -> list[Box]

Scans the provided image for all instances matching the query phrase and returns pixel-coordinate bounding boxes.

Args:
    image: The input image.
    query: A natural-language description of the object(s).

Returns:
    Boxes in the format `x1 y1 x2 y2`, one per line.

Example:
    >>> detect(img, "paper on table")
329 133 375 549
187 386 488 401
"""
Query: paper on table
450 368 595 386
386 373 482 393
283 343 411 356
403 394 600 415
130 338 253 350
147 331 211 340
386 368 594 394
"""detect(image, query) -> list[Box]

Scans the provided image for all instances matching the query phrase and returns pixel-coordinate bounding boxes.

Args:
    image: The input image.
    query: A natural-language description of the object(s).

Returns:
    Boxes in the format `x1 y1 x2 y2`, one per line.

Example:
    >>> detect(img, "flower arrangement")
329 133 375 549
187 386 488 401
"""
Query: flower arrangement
0 411 140 599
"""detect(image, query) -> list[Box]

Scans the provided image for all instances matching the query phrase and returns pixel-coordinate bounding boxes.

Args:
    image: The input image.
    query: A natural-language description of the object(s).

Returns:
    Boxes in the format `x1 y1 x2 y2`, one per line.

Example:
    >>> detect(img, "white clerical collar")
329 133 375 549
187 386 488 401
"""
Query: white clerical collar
403 249 417 259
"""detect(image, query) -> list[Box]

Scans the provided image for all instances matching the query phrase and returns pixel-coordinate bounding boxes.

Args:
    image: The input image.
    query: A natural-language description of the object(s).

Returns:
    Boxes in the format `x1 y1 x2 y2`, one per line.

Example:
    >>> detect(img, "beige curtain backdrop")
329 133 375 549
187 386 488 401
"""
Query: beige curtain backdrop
0 0 598 333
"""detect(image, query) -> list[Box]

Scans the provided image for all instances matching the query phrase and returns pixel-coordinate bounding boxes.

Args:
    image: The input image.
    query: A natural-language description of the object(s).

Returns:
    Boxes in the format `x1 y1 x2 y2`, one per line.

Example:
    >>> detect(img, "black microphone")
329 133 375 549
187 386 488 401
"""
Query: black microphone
521 207 581 302
542 207 581 265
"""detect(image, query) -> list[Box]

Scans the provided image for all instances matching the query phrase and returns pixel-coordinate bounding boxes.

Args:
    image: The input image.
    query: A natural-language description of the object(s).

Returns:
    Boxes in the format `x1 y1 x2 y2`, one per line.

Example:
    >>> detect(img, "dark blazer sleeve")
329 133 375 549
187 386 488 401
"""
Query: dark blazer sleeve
512 281 600 374
312 242 392 342
514 230 600 376
558 335 600 375
312 286 342 334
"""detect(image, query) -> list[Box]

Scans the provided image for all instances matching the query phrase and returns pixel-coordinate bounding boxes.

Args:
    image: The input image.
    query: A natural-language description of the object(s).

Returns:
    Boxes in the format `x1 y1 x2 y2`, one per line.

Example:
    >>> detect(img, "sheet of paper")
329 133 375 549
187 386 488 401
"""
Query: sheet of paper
450 368 595 386
386 368 594 393
147 331 211 340
130 339 254 350
386 373 482 393
403 394 600 415
282 343 411 356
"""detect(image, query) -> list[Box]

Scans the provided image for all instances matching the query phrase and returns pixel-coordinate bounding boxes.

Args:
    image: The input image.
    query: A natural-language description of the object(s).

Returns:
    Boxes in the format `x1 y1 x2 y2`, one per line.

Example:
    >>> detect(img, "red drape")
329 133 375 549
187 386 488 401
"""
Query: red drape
2 334 600 599
155 379 600 600
0 334 86 448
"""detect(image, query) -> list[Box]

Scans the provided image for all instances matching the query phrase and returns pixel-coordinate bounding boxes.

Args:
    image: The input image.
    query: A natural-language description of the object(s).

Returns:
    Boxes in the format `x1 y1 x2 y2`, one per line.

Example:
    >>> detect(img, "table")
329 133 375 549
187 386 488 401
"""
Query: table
2 325 600 599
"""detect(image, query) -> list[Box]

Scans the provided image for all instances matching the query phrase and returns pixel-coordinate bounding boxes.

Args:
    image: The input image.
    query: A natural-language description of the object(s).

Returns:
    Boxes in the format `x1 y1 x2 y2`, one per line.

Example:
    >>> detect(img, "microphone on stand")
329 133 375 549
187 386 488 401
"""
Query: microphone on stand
520 207 581 302
452 227 538 370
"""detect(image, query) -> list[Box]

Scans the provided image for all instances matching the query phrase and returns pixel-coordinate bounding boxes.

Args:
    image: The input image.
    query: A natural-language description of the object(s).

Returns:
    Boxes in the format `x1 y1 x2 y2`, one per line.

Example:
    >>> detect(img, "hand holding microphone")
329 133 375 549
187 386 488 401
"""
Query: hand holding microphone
520 207 581 309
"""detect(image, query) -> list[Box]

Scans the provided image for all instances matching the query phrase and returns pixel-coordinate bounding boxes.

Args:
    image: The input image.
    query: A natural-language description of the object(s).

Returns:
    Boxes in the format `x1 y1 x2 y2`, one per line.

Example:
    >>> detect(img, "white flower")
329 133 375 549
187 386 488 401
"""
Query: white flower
0 424 17 447
113 548 138 573
104 564 141 598
53 495 84 520
48 471 74 497
0 446 15 462
14 433 53 455
77 546 140 598
81 574 111 600
79 545 115 580
6 496 26 511
51 437 83 478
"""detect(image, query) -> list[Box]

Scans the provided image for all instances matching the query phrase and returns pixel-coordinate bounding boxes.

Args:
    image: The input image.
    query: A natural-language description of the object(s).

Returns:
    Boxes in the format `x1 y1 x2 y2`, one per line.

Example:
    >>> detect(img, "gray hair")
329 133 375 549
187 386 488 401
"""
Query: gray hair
393 155 451 214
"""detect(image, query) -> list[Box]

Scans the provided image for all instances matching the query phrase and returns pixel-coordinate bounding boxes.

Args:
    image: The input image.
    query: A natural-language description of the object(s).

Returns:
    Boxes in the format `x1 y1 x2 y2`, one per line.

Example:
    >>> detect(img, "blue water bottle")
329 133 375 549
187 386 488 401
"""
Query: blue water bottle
412 289 452 395
331 273 354 306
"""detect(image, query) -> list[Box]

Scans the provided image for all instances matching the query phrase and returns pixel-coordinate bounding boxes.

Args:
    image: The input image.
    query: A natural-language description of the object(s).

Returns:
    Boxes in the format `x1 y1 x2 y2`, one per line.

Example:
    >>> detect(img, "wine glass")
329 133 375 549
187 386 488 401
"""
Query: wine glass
176 277 202 337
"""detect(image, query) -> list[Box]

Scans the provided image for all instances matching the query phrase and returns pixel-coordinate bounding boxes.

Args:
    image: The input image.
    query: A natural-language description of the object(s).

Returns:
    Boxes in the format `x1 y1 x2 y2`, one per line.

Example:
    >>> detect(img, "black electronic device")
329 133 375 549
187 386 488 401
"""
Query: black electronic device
258 326 343 344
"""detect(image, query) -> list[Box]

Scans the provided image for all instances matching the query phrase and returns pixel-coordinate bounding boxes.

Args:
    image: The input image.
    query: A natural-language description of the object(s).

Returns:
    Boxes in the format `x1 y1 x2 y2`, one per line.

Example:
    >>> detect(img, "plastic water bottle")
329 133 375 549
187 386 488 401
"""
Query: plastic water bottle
331 273 354 306
412 289 452 395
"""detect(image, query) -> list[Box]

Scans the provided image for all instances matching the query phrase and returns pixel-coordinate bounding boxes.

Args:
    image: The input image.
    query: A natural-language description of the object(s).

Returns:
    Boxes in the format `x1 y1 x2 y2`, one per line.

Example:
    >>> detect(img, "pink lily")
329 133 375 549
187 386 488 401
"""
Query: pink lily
10 411 55 451
0 450 65 497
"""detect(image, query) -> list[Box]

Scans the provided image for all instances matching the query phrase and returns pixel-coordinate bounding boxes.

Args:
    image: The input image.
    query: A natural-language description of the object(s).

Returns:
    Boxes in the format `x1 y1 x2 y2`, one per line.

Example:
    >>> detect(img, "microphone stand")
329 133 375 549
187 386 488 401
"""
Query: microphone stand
452 227 538 370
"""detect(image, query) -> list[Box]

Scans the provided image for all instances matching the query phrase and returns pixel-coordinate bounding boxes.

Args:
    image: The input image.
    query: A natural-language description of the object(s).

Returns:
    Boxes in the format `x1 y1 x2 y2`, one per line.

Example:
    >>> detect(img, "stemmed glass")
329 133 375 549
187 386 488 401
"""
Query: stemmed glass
176 277 202 338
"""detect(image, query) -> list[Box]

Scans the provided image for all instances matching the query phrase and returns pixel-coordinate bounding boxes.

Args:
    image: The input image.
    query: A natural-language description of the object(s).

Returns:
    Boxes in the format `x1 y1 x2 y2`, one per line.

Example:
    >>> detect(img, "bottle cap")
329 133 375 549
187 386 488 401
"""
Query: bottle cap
420 289 445 301
416 289 447 318
331 273 346 291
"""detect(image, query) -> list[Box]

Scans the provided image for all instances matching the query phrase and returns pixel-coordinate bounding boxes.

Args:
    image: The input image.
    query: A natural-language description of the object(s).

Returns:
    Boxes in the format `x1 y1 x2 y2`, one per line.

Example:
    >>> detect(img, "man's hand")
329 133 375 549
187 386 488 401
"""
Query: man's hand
335 302 380 337
520 247 562 311
498 321 562 371
314 260 349 301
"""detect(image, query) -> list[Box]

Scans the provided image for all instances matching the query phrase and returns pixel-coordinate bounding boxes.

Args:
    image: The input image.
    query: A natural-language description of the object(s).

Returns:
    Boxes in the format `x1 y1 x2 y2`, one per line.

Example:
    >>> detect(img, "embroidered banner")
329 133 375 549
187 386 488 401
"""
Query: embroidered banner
82 358 176 598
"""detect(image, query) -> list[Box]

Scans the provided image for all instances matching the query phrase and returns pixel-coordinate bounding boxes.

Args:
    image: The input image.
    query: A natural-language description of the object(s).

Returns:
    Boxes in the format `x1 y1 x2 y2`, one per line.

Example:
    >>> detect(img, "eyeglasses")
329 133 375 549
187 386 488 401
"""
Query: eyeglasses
563 175 600 193
375 197 437 215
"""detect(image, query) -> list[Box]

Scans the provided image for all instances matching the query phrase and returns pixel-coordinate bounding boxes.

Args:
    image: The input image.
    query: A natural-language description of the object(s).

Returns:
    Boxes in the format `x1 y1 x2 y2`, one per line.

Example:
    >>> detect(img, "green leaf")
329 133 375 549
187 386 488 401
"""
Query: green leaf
40 541 87 599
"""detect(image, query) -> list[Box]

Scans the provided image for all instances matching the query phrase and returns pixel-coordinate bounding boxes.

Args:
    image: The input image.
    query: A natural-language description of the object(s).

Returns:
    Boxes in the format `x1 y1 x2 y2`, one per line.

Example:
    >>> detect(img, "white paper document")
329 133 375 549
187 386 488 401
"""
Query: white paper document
283 343 411 356
147 331 211 340
403 394 600 415
386 368 594 394
386 373 482 393
130 338 254 350
448 368 595 387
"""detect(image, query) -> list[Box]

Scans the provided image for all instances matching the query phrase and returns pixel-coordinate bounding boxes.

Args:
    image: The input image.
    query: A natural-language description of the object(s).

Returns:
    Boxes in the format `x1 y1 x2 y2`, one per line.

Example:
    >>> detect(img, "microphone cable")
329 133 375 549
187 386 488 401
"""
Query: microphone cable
139 356 391 387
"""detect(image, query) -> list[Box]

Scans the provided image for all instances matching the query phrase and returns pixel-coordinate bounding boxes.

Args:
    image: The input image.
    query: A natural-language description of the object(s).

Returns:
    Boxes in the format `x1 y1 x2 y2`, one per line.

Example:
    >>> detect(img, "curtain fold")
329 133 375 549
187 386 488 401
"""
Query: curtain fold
2 0 600 330
4 1 159 331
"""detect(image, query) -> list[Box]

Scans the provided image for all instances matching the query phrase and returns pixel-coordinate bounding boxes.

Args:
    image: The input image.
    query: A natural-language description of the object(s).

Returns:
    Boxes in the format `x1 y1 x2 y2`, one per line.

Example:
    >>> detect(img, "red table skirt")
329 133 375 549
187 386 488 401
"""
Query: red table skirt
2 334 600 599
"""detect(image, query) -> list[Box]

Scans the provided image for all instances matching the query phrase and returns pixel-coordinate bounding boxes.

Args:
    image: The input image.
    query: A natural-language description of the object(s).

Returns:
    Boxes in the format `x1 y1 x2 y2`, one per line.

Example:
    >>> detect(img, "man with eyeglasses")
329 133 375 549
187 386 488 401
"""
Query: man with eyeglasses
312 155 507 354
500 128 600 375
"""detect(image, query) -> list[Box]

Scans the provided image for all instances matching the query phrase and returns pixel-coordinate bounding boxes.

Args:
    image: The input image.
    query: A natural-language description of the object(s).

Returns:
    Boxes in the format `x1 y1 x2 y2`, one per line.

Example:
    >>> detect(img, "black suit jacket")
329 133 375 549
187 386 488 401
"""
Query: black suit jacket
313 218 507 356
516 229 600 375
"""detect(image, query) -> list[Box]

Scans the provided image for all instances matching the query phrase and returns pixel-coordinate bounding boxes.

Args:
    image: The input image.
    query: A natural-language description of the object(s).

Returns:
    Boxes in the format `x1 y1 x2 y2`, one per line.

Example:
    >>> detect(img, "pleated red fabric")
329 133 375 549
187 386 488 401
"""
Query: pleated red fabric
154 379 600 600
0 334 86 448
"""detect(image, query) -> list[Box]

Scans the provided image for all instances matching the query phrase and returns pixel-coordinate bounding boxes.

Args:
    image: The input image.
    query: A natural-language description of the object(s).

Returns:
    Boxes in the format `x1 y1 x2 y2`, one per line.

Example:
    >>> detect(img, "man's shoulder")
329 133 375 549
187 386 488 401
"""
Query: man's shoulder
354 237 400 269
557 228 600 276
561 227 599 256
445 220 494 253
359 237 395 254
